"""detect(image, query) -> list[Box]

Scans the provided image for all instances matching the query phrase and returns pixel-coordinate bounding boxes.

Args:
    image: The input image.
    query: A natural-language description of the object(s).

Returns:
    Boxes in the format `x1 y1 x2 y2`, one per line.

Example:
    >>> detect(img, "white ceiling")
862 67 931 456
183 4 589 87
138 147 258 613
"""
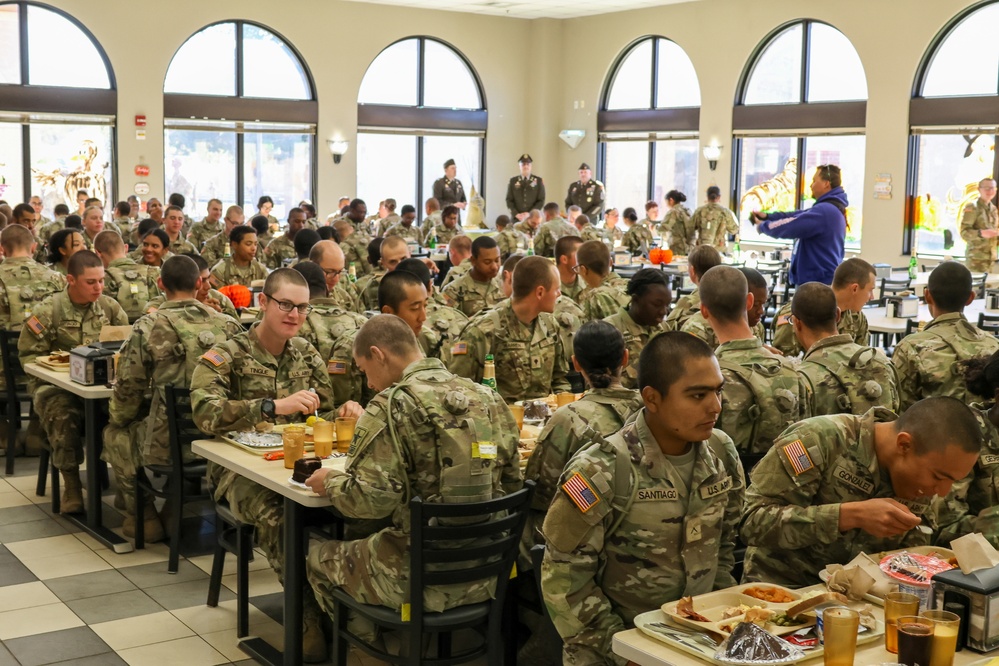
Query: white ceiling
342 0 699 20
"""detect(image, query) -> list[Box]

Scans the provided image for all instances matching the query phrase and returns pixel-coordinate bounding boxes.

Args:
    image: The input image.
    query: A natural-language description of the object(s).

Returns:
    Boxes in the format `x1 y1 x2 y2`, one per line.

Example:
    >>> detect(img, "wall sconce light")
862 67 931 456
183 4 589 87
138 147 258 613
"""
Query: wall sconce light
558 129 586 149
327 139 349 164
702 144 722 171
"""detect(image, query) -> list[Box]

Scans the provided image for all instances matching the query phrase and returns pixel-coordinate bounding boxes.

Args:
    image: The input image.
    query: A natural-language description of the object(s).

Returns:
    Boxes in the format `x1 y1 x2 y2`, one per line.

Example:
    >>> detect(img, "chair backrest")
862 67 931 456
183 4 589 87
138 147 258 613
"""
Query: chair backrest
409 481 535 626
978 312 999 336
164 385 201 474
0 330 24 397
879 277 912 304
972 273 988 299
904 318 921 338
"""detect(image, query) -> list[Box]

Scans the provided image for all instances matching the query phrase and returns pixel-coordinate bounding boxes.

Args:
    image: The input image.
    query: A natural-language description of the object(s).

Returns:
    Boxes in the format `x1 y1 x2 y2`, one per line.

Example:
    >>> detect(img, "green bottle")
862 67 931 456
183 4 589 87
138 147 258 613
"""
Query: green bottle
428 235 437 250
482 354 497 391
348 262 357 283
908 254 917 280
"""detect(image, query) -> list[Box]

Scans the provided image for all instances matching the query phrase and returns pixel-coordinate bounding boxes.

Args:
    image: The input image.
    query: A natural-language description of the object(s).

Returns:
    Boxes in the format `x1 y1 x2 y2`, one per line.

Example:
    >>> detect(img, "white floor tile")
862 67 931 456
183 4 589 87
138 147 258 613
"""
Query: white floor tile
0 581 60 612
186 551 271 577
221 567 282 596
6 533 90 560
170 599 271 635
0 490 33 509
94 542 170 568
22 549 112 580
0 602 84 639
198 616 284 662
91 610 194 650
117 635 228 666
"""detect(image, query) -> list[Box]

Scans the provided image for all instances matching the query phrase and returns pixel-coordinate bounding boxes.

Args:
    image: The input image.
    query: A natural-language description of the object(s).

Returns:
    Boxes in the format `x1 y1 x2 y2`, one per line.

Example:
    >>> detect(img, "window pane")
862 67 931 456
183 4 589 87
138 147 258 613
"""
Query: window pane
423 40 481 109
243 133 313 222
358 39 418 106
30 124 112 210
242 24 310 100
0 4 19 85
655 39 700 108
357 134 417 213
743 24 802 105
652 139 699 204
164 23 236 96
606 40 653 110
923 4 999 97
602 141 650 213
165 129 237 216
27 6 109 88
802 135 866 249
422 135 482 209
736 137 796 241
806 23 867 102
0 123 24 205
914 134 995 257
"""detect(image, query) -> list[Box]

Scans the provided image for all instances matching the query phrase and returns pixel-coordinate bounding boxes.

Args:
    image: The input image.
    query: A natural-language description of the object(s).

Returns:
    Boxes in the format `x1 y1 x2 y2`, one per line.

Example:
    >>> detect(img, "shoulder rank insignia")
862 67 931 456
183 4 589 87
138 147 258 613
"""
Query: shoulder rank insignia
562 471 600 513
201 350 226 367
25 316 44 335
782 439 814 475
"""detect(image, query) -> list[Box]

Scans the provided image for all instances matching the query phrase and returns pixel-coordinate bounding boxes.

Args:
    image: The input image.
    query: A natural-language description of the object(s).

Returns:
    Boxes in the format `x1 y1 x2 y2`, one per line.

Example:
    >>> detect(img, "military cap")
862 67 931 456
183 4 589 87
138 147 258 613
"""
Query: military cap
519 154 533 164
444 158 456 169
578 163 591 171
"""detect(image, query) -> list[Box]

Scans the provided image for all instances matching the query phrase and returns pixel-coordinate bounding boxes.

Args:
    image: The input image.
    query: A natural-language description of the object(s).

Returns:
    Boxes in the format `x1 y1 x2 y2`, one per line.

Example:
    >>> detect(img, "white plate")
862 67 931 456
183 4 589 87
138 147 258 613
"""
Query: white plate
287 476 312 490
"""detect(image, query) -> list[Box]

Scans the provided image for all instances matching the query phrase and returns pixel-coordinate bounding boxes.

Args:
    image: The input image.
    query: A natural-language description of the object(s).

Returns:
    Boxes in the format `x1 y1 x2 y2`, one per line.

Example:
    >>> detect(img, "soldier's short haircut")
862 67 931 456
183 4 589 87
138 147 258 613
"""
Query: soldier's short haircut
627 268 670 300
63 214 82 230
0 224 33 253
250 215 269 235
293 228 320 259
160 255 199 293
981 177 997 188
575 214 590 226
84 197 101 208
353 313 420 360
927 261 972 312
471 235 498 258
442 205 459 220
494 215 510 229
93 229 124 255
225 205 242 219
576 240 610 276
380 235 408 256
555 235 583 263
689 244 723 279
449 235 472 256
512 255 557 300
380 198 395 212
366 237 383 266
639 331 715 395
229 225 256 246
181 251 209 272
574 320 626 389
164 205 184 219
12 203 33 222
300 203 316 218
790 282 838 332
54 203 70 216
740 267 768 292
332 219 352 236
208 198 223 208
114 201 130 217
309 239 342 264
320 228 339 244
700 265 748 325
263 267 307 296
0 212 6 229
291 261 327 300
396 257 432 290
68 249 102 277
542 202 560 215
963 350 999 400
379 270 425 311
645 200 658 212
503 253 524 276
400 204 416 216
832 257 876 290
528 209 543 222
424 197 440 212
567 205 581 214
168 193 186 208
816 164 842 189
897 396 981 455
287 207 305 221
349 198 365 211
137 218 159 237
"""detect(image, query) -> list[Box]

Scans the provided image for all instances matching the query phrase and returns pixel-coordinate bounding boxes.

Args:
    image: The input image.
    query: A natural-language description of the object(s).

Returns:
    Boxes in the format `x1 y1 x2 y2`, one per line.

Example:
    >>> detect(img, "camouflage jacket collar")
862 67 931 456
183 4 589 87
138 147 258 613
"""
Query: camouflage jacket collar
108 257 140 269
926 312 967 329
630 410 724 489
616 308 660 337
310 297 350 314
716 336 764 353
244 323 303 369
157 298 214 316
581 386 639 405
2 256 33 265
400 357 448 381
802 333 854 358
857 406 899 480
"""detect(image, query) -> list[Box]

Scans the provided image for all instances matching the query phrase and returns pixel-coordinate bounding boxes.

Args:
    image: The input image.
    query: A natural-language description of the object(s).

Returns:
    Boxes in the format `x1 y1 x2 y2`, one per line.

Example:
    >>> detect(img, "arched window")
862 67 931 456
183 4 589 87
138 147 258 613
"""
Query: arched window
598 36 700 213
909 1 999 258
0 2 115 215
163 21 316 221
734 20 867 250
356 37 486 218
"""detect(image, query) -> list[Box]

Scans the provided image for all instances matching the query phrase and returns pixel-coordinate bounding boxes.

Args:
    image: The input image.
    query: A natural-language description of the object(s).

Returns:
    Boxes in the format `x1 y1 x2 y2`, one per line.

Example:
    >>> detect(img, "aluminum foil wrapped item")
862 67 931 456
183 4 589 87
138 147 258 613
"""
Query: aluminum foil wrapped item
713 621 804 665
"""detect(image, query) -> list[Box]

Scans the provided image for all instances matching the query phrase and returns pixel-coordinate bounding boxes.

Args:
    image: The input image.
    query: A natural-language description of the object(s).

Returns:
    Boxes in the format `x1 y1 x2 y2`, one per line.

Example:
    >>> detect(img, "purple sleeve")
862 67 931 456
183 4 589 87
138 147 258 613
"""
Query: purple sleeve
758 207 825 240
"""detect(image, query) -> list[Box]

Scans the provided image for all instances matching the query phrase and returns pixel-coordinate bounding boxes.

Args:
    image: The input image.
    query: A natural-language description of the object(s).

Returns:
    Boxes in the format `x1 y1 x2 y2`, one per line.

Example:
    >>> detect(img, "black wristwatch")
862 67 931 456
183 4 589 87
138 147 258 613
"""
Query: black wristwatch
261 398 276 421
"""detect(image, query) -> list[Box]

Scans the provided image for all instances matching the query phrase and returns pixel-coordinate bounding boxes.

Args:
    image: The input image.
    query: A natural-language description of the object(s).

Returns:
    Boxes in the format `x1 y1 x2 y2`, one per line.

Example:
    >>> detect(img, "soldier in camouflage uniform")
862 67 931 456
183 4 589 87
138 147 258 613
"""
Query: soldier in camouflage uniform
553 295 585 374
620 208 653 256
741 399 981 587
439 235 472 289
556 235 586 304
960 178 999 273
534 210 579 259
690 186 739 252
109 201 132 241
564 163 605 220
662 244 722 332
492 215 528 260
334 218 373 279
307 240 361 313
392 258 467 364
373 200 400 238
700 266 809 456
209 226 269 289
305 315 522 631
264 208 308 270
162 206 199 256
435 206 464 246
662 190 694 256
681 267 770 349
19 251 128 514
506 154 545 221
542 332 744 666
103 256 243 540
574 214 604 243
199 207 246 268
186 199 225 250
144 253 240 321
419 199 443 247
789 282 899 416
353 236 411 312
513 208 542 241
603 269 670 389
191 269 350 663
577 240 630 321
441 236 504 317
893 261 999 412
772 257 875 357
93 231 162 323
449 257 570 402
383 205 422 245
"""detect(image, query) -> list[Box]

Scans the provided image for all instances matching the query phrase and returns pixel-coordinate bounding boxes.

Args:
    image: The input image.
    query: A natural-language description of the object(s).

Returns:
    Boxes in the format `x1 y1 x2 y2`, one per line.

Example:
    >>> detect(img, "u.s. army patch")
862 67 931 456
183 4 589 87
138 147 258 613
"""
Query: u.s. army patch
562 472 600 513
25 316 44 335
782 439 814 475
201 350 225 367
451 342 467 355
699 477 732 500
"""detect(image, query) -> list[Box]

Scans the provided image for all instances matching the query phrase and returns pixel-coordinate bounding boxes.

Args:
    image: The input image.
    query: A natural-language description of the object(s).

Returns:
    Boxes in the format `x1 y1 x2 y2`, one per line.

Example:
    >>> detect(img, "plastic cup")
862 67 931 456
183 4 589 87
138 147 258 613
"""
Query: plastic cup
897 615 934 666
312 420 334 458
555 392 575 407
335 417 356 454
884 591 921 653
509 404 525 430
921 610 960 666
282 425 306 469
821 606 859 666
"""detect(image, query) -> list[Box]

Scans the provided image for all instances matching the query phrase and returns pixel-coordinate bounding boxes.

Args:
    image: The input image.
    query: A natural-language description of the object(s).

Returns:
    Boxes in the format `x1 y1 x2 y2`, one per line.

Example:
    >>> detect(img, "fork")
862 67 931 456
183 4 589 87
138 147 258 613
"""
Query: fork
648 622 720 647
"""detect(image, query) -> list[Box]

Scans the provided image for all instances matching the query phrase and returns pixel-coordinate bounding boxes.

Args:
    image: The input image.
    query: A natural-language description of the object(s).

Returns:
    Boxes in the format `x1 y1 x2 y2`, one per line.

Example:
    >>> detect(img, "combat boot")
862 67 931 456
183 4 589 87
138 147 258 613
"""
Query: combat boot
122 499 165 542
302 612 328 663
60 469 84 515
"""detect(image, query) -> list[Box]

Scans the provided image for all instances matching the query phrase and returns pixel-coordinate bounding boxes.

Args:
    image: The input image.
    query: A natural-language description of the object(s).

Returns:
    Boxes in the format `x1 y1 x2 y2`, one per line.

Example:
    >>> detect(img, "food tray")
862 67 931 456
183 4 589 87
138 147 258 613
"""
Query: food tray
662 584 811 638
817 546 956 605
37 358 70 372
220 423 316 455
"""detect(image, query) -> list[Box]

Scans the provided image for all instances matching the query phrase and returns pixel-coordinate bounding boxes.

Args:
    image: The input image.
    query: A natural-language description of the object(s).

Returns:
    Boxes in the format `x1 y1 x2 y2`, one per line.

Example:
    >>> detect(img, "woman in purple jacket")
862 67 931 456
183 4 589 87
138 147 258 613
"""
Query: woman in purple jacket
749 164 847 285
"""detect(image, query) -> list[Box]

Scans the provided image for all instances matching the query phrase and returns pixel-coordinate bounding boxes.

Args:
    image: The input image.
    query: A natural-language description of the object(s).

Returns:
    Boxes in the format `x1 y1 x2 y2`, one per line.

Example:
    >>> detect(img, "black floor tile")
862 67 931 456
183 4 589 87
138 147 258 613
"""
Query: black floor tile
0 545 38 587
5 626 114 666
251 591 284 625
43 569 136 602
0 641 18 666
66 589 163 624
0 504 49 526
0 517 69 543
49 655 127 666
143 578 233 611
118 559 207 590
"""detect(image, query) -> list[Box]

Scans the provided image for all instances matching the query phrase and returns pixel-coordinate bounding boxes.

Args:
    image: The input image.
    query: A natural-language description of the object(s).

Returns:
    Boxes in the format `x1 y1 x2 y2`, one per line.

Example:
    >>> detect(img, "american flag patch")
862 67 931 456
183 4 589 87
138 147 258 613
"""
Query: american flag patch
328 359 347 375
776 315 789 326
26 316 43 335
782 439 814 476
562 472 600 513
201 350 226 367
451 342 467 355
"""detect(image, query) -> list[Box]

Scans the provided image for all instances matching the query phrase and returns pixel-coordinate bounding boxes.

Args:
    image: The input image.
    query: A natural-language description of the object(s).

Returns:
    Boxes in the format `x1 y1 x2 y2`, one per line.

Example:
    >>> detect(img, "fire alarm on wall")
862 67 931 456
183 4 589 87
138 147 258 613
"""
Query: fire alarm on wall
135 115 146 126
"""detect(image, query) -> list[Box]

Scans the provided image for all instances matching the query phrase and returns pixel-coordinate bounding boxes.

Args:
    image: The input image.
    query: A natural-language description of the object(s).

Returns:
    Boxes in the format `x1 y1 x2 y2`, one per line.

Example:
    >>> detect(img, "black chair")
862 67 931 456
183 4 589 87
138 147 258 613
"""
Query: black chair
528 544 563 657
973 273 988 299
877 277 912 305
0 331 54 494
330 482 535 666
207 500 255 637
979 312 999 336
134 385 211 572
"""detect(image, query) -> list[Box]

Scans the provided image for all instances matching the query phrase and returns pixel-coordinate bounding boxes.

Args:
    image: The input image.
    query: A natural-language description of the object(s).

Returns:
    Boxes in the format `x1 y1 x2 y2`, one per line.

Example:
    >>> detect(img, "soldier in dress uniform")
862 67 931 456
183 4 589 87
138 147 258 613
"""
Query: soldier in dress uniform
507 154 546 221
960 178 999 273
565 163 605 220
433 159 467 210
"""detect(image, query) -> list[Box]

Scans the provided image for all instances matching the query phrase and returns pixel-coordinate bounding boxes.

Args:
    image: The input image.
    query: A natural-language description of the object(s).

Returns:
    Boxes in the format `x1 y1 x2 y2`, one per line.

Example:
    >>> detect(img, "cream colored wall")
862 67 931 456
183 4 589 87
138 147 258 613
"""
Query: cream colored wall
31 0 985 261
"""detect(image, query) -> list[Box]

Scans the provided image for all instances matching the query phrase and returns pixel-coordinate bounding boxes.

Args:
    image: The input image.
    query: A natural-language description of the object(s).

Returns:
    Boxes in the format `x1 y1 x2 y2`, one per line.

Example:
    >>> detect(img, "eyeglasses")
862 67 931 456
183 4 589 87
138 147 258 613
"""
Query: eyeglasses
571 265 581 274
264 294 312 315
786 314 797 325
322 267 344 277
